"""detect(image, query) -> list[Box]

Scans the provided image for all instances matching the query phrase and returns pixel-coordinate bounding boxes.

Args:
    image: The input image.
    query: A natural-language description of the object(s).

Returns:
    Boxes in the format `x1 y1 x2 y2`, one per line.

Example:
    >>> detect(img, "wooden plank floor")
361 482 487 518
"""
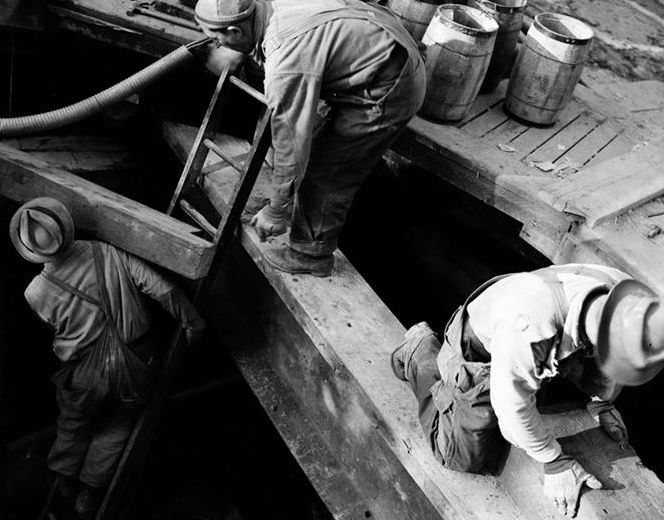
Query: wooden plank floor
450 82 637 179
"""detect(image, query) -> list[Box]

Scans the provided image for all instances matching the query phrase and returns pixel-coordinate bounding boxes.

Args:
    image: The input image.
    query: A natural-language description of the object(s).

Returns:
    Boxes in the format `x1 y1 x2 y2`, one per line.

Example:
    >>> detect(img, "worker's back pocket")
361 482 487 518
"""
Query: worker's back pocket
432 352 507 474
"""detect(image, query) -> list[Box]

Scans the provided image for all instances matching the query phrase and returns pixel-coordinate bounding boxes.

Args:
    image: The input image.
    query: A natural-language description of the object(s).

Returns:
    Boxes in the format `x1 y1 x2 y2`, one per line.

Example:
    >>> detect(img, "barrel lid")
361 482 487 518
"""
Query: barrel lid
533 12 594 45
435 4 499 37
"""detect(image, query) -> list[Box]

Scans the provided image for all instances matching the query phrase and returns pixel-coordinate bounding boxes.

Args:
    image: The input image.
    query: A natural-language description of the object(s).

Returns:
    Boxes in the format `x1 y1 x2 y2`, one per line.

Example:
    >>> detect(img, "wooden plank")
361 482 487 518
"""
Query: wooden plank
459 103 511 138
47 0 200 57
556 119 624 169
11 135 127 152
508 100 586 160
456 80 508 128
539 138 664 227
29 150 136 173
524 114 601 165
0 143 214 279
585 132 637 168
482 117 530 147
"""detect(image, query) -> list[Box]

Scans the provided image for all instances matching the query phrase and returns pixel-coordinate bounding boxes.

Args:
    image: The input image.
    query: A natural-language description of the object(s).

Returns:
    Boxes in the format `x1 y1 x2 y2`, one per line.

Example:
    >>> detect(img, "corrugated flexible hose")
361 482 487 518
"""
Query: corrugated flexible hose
0 37 212 137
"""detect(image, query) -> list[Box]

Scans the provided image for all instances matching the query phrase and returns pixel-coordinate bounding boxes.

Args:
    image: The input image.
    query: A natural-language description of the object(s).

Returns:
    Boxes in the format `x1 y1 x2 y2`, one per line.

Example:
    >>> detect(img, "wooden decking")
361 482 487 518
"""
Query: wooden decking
393 78 664 291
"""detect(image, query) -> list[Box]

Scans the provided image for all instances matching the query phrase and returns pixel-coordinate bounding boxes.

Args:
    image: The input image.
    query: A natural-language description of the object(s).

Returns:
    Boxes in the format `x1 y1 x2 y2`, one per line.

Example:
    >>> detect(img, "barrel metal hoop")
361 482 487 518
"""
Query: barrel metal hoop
436 9 498 37
473 0 526 14
533 15 593 45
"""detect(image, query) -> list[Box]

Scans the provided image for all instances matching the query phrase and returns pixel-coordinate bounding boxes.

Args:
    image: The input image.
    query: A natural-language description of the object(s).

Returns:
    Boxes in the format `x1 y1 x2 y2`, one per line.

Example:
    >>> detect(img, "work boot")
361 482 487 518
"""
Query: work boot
50 473 78 518
74 484 104 520
391 322 438 381
263 245 334 277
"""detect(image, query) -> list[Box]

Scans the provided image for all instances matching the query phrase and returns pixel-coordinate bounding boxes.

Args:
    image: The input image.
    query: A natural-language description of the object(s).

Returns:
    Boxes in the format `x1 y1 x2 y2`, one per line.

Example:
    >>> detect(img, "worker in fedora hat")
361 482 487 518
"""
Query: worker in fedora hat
10 197 206 519
194 0 426 277
391 263 664 518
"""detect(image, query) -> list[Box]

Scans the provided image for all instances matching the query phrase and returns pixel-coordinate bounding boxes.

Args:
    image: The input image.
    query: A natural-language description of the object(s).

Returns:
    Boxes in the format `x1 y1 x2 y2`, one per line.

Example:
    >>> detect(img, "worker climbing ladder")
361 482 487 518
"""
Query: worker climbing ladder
34 68 273 519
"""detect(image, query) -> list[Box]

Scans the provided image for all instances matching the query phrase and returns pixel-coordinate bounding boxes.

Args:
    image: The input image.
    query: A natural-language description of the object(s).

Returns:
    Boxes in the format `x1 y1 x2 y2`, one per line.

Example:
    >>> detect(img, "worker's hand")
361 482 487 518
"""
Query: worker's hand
202 43 246 75
599 408 629 447
184 318 206 346
543 456 602 518
250 204 289 241
587 400 629 448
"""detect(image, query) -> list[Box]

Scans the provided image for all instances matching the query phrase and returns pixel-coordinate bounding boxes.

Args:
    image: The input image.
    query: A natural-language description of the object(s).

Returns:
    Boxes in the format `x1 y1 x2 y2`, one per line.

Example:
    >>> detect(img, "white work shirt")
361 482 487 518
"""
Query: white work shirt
447 264 630 463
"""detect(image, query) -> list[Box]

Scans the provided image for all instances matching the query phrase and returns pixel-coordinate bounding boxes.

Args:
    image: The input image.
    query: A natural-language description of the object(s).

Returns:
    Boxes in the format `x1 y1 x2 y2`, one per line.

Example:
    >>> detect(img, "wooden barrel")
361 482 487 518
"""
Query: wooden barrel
387 0 445 42
468 0 527 93
504 12 594 125
420 4 498 121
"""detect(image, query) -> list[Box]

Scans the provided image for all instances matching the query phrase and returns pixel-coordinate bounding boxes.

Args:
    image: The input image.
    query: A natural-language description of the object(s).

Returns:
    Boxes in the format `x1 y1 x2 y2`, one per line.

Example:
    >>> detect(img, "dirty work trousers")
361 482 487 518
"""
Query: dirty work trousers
289 48 426 257
404 317 508 474
48 341 156 489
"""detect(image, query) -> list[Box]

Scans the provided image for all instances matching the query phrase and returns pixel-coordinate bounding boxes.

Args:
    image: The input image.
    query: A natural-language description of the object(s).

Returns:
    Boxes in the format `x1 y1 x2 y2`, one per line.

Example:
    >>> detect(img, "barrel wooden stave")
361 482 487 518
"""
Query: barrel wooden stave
505 13 593 125
387 0 440 42
420 5 498 121
469 0 526 93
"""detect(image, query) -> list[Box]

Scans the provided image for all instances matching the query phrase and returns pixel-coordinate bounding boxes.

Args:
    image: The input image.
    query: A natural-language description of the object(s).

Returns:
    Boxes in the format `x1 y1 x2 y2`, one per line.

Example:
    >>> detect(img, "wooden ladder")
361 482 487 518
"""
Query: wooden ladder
39 68 272 520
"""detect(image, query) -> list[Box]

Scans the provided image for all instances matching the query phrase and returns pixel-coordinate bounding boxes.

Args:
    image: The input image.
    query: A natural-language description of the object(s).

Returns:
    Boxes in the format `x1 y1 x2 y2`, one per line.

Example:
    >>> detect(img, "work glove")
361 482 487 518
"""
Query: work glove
543 454 602 518
587 399 629 449
250 203 290 241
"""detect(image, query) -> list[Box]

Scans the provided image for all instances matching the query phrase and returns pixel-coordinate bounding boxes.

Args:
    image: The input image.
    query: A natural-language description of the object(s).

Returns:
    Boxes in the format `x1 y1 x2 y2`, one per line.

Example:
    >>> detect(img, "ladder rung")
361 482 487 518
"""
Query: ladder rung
229 76 267 105
203 139 245 172
179 200 216 237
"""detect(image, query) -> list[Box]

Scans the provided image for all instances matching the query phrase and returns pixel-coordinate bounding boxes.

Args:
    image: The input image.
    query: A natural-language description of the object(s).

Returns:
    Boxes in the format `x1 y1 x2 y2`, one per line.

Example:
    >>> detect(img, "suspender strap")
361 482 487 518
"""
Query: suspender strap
91 242 125 343
41 271 101 308
459 274 514 342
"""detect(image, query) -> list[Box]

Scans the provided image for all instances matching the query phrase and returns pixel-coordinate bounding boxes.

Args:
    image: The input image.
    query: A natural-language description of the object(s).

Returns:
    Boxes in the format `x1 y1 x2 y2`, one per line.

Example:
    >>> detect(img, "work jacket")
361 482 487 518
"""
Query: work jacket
443 264 630 464
25 240 202 362
250 0 423 204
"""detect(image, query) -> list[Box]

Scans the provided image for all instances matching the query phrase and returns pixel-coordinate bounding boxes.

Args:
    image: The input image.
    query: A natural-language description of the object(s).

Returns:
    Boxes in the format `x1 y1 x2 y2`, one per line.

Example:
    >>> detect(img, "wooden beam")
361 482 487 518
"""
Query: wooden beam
165 121 664 520
0 143 213 279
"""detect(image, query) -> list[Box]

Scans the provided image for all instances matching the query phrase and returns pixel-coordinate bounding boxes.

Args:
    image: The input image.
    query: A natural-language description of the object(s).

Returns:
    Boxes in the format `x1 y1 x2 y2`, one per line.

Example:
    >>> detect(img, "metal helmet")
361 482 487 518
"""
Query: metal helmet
194 0 256 29
596 279 664 386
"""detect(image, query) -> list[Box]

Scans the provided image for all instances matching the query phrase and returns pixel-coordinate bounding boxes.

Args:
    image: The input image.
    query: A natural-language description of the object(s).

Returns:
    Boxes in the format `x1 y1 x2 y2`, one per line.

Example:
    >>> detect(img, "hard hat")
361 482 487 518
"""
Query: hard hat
9 197 74 263
194 0 256 29
596 279 664 386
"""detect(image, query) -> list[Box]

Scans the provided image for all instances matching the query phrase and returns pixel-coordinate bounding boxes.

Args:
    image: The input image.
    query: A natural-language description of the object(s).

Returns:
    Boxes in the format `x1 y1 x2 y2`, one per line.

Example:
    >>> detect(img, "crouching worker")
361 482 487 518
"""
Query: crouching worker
391 263 664 518
194 0 426 277
10 198 206 519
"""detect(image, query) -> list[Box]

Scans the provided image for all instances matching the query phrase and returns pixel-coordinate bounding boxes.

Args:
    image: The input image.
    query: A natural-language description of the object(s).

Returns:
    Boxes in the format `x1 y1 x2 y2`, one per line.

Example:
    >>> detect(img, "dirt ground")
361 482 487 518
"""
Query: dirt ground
528 0 664 81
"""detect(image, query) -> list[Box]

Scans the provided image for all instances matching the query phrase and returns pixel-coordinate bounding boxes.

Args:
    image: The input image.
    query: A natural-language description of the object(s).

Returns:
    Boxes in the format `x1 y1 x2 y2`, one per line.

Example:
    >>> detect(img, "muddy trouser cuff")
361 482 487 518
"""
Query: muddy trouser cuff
289 235 337 257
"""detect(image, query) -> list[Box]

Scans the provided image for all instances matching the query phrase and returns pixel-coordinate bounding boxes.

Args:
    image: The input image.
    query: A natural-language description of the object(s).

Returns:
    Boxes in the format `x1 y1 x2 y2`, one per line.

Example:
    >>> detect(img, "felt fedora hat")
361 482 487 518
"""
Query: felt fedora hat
9 197 74 263
195 0 256 29
596 279 664 386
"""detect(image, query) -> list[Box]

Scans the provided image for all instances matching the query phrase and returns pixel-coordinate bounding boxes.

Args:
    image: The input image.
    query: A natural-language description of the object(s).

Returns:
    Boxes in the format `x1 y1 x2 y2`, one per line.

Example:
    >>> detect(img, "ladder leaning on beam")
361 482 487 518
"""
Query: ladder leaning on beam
36 67 272 520
97 67 272 519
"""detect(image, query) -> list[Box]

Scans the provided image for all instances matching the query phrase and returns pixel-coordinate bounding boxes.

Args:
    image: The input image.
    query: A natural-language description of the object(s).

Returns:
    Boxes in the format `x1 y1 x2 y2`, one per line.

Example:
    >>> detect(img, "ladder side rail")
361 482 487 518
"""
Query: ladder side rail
213 107 272 248
167 66 231 215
